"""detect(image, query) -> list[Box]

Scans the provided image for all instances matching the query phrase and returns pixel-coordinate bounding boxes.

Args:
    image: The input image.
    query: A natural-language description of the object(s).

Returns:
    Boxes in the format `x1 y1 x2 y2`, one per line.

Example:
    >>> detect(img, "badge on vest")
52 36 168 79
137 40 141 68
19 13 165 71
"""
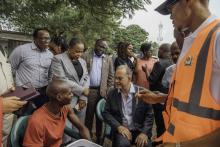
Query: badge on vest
184 55 192 66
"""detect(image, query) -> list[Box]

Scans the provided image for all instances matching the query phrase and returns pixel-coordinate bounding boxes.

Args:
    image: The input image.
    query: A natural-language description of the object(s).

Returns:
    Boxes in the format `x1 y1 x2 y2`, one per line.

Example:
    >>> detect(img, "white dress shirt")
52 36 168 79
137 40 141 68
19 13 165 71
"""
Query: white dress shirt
179 15 220 103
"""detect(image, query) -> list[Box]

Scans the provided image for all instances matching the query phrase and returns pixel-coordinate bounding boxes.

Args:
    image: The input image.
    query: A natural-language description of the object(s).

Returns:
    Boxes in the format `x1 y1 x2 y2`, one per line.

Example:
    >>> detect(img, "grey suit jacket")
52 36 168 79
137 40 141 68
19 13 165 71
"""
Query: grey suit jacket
50 51 89 100
82 51 114 97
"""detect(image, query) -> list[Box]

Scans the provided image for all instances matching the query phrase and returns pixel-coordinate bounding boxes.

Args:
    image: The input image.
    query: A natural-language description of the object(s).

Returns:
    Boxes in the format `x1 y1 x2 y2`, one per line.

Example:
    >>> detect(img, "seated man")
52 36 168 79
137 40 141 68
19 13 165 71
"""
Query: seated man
103 65 153 147
23 79 90 147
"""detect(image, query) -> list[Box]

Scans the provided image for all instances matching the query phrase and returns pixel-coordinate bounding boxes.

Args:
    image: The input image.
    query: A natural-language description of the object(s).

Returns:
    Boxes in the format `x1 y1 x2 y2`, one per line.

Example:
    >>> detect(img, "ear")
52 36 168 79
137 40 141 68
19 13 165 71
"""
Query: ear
128 75 132 81
56 93 62 101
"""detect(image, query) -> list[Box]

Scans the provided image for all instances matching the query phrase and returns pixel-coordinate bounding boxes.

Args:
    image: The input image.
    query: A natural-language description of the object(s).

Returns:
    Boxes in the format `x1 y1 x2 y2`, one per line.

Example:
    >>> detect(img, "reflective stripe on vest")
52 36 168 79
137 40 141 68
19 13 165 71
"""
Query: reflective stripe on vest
167 22 220 134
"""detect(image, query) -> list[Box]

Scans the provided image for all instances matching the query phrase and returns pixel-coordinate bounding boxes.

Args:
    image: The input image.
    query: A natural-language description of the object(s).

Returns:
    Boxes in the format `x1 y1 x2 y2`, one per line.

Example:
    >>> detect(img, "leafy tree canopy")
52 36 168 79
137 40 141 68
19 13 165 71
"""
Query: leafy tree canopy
112 24 149 53
0 0 152 48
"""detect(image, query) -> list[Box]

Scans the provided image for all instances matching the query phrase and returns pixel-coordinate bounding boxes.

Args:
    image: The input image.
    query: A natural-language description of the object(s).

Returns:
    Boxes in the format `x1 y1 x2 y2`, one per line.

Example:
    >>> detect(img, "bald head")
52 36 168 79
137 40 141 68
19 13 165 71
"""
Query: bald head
46 79 72 100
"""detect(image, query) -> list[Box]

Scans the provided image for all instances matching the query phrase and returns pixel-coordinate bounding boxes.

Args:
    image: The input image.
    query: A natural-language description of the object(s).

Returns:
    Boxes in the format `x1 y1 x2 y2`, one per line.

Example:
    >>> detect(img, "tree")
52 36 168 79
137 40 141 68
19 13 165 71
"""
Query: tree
0 0 153 51
112 24 149 53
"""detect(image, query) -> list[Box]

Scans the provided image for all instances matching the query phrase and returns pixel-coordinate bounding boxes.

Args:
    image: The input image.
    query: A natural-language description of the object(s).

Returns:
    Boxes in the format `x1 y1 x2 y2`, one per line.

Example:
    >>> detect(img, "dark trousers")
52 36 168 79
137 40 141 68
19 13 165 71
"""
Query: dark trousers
112 130 151 147
16 86 49 116
32 86 49 108
85 88 102 141
152 103 165 137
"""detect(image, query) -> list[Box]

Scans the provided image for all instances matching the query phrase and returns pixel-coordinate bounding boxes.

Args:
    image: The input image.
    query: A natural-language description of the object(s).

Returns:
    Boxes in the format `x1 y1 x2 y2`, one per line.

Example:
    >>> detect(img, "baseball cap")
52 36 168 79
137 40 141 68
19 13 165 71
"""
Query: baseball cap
155 0 179 15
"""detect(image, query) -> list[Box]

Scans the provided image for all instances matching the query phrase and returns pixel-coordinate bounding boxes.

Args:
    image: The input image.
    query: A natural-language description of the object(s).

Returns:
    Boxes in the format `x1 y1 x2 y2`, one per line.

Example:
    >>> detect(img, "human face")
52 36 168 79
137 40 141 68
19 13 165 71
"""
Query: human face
49 42 61 55
143 49 153 58
169 0 192 31
34 30 50 50
68 43 84 60
171 49 180 63
115 68 131 91
126 44 134 57
58 88 73 106
95 41 108 56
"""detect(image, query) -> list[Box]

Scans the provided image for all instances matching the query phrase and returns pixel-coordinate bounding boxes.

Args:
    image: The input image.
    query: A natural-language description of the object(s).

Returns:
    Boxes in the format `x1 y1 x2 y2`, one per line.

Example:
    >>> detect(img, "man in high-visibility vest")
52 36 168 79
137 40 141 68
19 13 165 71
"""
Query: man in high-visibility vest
137 0 220 146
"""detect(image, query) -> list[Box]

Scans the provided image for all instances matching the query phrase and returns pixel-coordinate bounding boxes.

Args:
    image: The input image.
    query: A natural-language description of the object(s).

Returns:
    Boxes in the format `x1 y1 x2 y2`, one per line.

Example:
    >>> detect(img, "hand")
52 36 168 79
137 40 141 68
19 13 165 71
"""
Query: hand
1 86 16 95
117 126 132 140
142 65 150 77
137 89 166 104
82 87 89 96
9 86 15 91
2 97 27 113
78 99 87 110
135 133 148 147
80 126 91 140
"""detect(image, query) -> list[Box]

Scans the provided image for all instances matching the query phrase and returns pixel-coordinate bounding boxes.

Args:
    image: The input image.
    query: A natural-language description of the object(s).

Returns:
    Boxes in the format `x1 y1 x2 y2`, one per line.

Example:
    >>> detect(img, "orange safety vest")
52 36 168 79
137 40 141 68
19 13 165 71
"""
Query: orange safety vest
162 19 220 143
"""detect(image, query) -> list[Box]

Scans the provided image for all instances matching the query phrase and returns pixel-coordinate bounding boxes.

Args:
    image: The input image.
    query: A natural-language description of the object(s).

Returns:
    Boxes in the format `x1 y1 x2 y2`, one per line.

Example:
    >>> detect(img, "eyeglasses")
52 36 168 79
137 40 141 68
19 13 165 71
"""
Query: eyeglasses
97 44 108 49
115 76 124 81
38 37 51 42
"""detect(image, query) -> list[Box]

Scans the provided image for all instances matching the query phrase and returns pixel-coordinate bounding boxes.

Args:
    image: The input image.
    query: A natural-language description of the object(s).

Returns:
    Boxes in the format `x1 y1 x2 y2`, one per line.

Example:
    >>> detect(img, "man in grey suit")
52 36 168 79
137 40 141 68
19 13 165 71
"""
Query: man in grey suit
83 38 114 143
50 37 90 124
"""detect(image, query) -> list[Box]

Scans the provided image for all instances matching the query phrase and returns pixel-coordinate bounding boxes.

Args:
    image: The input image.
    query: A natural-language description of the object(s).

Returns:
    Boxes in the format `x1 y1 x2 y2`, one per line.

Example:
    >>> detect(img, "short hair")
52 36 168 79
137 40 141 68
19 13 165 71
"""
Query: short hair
69 37 83 49
33 28 49 39
46 78 72 100
116 65 132 77
159 43 171 52
95 38 107 46
140 42 152 53
170 42 179 53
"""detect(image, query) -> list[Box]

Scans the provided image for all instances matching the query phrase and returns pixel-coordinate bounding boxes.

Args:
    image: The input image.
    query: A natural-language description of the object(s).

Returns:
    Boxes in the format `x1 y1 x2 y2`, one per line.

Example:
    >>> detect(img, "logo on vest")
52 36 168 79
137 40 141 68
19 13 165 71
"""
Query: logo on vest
184 55 192 66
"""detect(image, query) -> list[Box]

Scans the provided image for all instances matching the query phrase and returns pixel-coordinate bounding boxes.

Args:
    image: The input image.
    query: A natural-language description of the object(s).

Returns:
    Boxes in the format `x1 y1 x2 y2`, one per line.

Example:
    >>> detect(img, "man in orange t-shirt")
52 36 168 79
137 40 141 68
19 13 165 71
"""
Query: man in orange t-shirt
23 79 90 147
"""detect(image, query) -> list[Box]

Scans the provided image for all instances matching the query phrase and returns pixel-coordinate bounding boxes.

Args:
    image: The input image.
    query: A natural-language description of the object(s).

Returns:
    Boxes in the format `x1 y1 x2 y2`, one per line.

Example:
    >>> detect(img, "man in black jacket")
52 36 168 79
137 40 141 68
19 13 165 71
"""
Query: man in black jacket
146 43 172 138
103 65 153 147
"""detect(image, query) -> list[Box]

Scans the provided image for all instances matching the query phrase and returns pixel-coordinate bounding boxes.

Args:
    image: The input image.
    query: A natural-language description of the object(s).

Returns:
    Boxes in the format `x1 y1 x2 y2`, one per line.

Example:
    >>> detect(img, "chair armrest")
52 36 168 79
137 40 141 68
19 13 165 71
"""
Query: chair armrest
64 127 81 139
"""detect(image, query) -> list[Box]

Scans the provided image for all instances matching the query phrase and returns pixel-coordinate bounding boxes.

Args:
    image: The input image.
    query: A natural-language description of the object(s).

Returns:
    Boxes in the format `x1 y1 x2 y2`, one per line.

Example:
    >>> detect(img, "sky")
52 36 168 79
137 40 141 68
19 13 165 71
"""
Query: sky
122 0 220 44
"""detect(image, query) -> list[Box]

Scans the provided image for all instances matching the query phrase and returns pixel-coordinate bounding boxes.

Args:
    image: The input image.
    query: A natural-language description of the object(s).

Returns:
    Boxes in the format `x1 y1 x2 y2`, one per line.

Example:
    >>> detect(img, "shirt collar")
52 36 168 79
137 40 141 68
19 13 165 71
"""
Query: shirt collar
186 15 218 39
93 51 106 58
118 83 136 94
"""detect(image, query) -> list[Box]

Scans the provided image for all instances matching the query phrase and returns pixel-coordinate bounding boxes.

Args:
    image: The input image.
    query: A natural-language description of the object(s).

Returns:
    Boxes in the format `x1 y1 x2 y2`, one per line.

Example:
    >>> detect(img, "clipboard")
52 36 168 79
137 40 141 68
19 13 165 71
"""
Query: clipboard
3 82 40 101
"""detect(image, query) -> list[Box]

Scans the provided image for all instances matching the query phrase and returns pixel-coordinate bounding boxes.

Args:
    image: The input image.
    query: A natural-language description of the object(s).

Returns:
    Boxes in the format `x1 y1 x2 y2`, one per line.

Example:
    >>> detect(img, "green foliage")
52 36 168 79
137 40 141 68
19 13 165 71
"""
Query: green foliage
0 0 152 50
112 24 149 53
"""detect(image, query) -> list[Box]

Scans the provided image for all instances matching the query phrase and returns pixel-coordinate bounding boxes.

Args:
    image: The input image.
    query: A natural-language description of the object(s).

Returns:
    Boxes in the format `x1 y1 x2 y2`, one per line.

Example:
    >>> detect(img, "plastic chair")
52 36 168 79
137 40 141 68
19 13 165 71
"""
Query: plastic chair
96 98 111 145
10 116 29 147
10 116 81 147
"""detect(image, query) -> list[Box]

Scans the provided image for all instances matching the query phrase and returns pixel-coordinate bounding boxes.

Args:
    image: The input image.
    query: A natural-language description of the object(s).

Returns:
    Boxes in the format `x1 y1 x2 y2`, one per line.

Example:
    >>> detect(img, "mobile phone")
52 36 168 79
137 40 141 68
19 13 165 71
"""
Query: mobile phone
74 103 80 112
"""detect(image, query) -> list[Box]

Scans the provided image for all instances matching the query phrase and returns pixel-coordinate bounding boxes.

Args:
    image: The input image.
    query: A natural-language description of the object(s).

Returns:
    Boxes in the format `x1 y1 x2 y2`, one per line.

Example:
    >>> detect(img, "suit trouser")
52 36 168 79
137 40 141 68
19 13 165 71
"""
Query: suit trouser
112 130 151 147
18 86 49 116
152 103 165 137
33 86 49 108
85 88 102 140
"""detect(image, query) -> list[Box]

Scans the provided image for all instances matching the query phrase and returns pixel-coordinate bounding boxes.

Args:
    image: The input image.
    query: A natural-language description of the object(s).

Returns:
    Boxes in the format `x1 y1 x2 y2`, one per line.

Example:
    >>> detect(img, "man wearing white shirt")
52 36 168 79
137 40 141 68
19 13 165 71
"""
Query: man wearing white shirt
9 28 53 108
138 0 220 146
83 39 114 144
